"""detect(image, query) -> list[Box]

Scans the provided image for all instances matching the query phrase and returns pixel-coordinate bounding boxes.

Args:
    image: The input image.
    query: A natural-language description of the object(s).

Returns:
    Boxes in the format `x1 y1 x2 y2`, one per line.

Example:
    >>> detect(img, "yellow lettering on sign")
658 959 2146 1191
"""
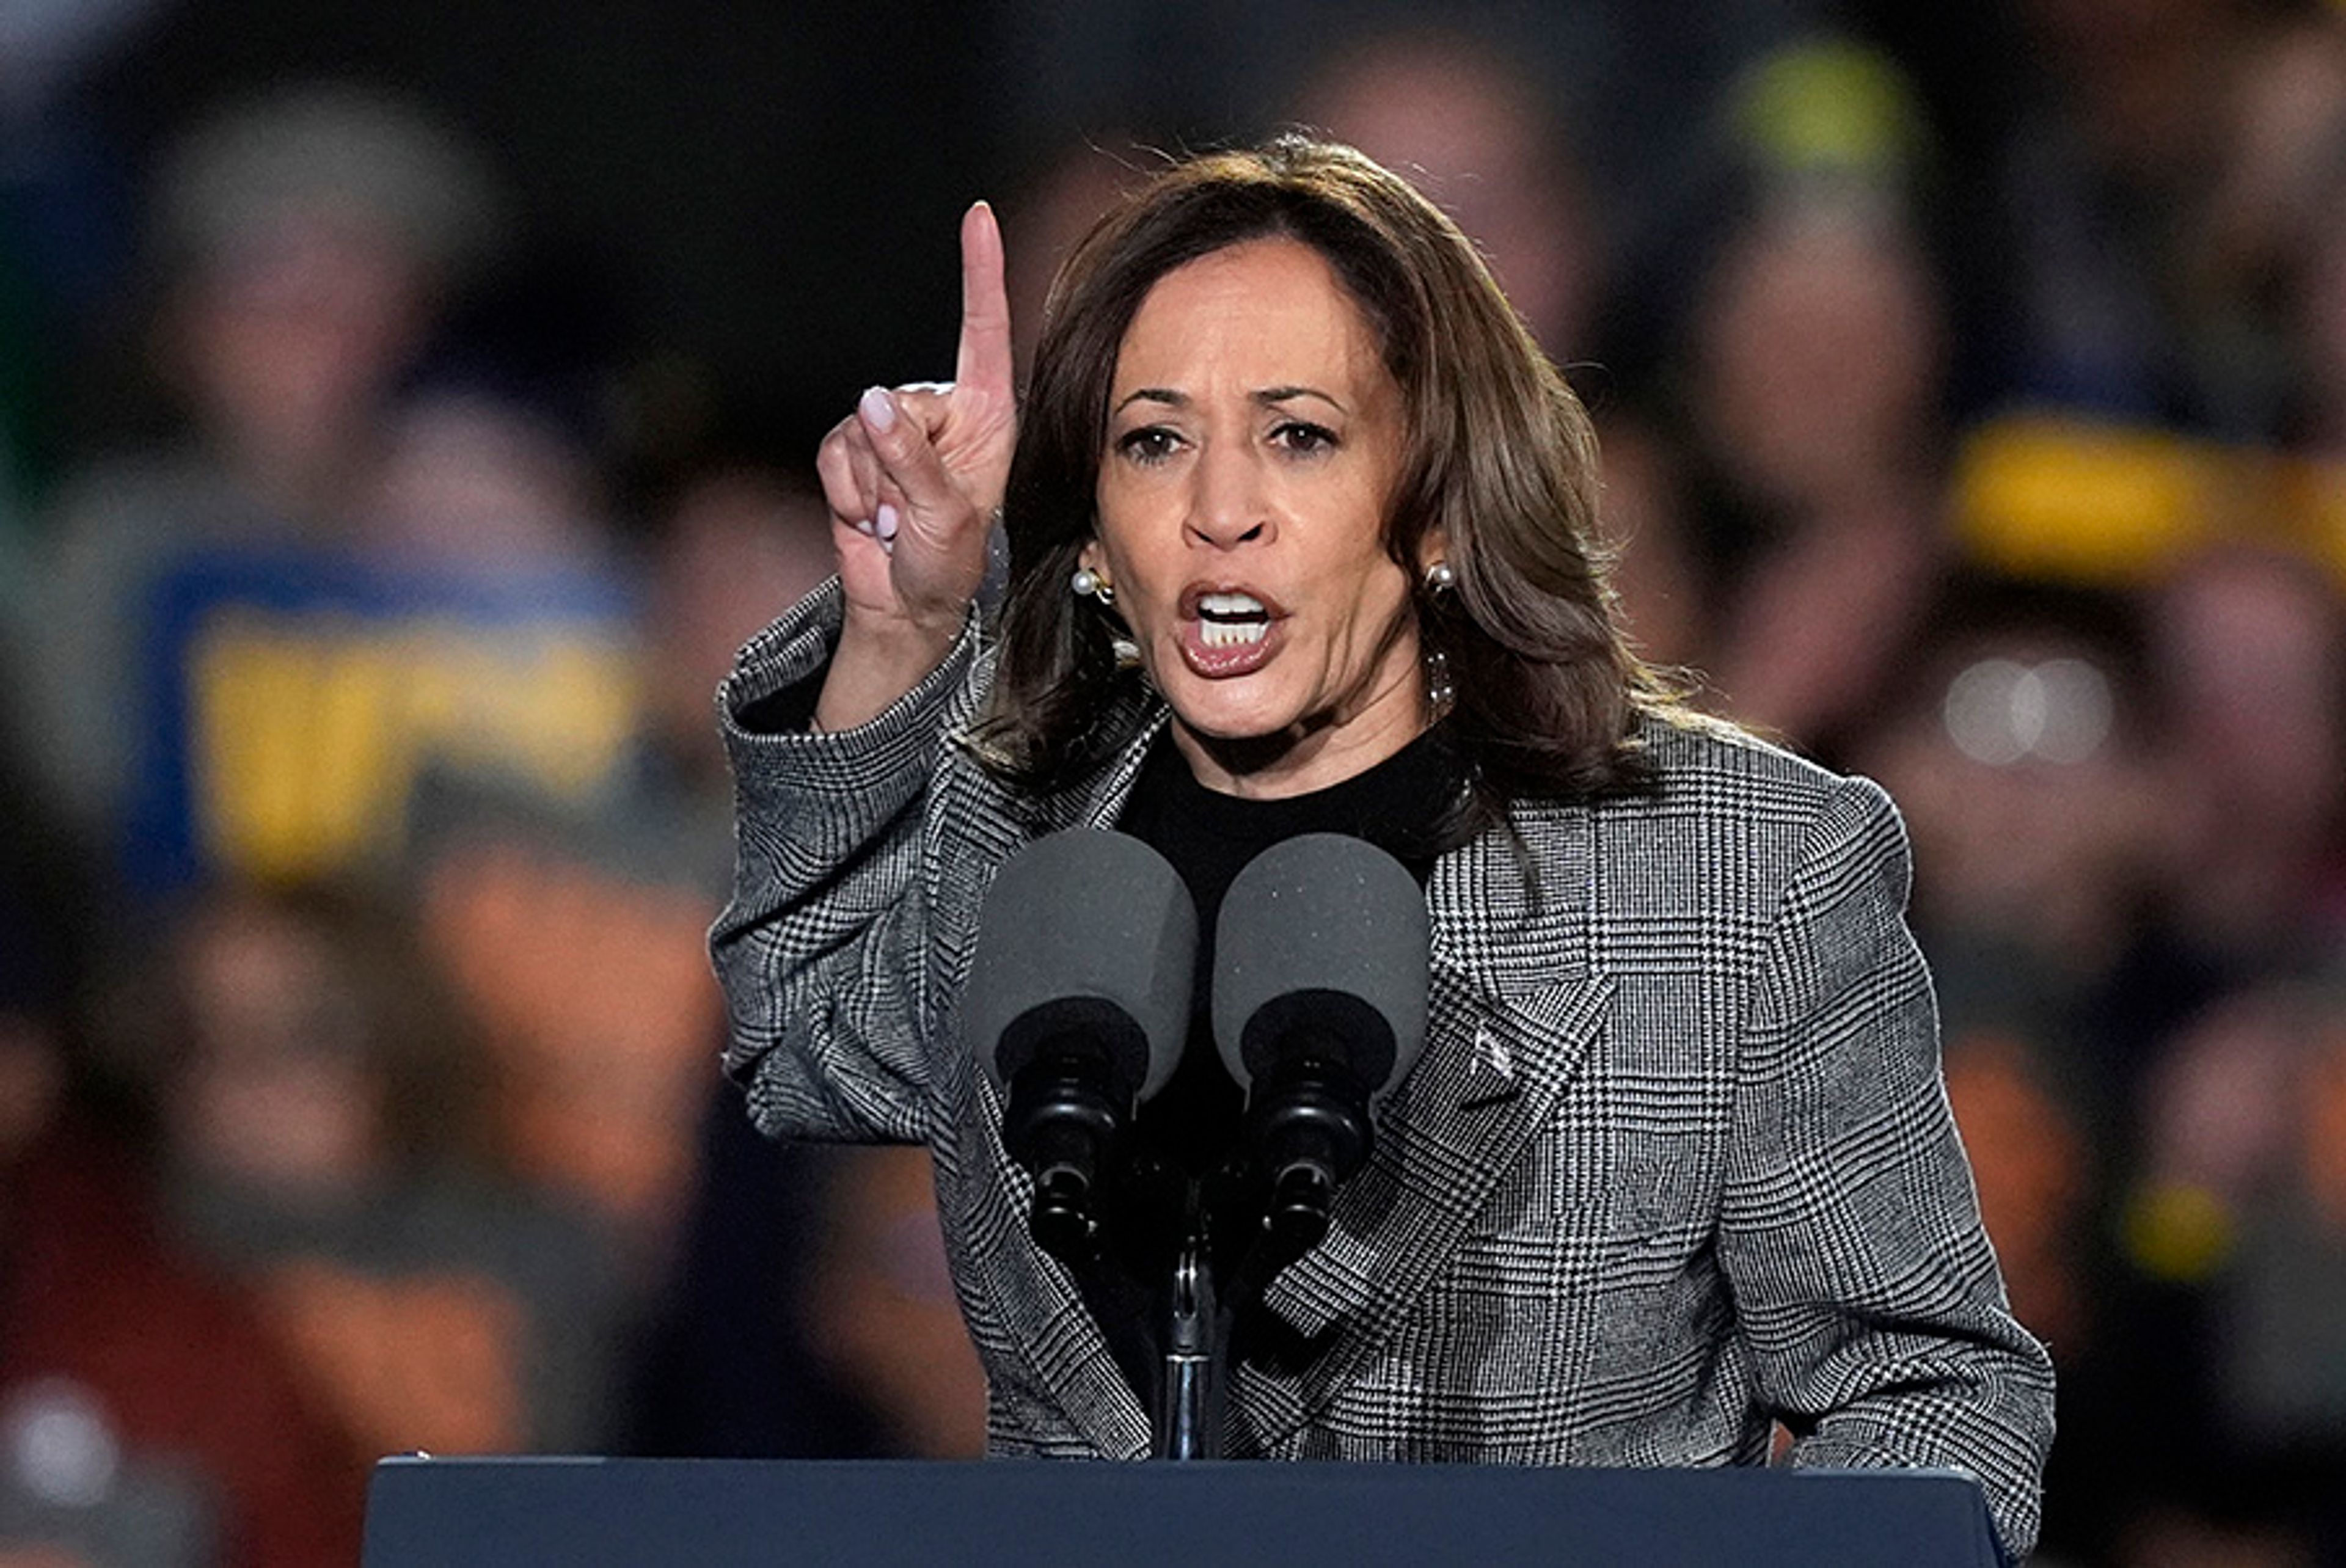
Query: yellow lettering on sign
189 608 641 882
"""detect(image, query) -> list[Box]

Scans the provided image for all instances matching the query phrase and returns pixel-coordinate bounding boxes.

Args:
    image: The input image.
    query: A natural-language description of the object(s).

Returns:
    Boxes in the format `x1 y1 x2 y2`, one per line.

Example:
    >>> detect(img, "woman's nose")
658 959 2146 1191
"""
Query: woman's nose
1184 442 1272 549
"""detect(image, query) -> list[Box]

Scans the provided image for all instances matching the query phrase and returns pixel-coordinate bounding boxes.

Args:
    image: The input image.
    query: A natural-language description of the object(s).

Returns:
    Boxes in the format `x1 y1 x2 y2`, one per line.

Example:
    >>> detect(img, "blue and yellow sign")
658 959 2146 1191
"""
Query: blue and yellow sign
130 546 642 889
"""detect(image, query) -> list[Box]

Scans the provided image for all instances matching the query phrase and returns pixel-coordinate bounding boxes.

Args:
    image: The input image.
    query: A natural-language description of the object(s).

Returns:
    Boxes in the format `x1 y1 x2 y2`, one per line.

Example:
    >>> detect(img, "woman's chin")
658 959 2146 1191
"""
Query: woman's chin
1152 666 1285 740
1168 707 1292 749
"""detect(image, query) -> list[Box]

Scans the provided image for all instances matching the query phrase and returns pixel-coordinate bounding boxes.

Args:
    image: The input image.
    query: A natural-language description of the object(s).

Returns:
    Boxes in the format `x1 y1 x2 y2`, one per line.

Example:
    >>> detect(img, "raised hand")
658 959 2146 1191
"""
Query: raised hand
813 202 1017 730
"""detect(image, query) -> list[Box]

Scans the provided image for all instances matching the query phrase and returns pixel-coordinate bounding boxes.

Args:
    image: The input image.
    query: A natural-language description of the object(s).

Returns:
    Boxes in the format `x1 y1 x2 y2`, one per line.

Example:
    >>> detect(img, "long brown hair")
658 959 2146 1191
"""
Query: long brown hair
973 136 1668 830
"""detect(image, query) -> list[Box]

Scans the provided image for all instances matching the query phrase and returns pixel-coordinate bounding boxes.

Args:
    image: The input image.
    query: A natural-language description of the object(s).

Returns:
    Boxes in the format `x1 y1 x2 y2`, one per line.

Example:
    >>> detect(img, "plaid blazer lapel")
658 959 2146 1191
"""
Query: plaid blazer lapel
959 1068 1157 1456
1237 804 1610 1445
929 695 1171 1458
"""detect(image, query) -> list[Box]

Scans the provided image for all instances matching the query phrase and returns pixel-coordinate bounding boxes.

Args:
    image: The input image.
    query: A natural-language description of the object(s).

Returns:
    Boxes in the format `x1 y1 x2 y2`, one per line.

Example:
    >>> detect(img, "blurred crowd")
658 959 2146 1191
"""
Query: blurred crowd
5 2 2346 1565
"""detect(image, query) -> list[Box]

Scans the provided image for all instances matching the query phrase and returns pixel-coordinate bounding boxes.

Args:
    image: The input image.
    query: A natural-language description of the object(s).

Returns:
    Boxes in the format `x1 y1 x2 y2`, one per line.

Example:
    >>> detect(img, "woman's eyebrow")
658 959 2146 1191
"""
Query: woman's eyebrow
1256 385 1347 414
1110 385 1351 414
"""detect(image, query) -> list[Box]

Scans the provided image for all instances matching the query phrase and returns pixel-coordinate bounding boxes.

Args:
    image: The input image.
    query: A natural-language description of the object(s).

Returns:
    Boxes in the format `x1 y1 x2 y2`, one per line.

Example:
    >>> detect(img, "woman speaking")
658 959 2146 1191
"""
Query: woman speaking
712 138 2053 1562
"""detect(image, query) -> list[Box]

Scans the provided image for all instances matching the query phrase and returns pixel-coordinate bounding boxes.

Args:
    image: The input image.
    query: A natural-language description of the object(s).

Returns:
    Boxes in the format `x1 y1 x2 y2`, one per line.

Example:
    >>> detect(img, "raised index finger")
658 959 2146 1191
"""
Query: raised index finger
954 200 1014 404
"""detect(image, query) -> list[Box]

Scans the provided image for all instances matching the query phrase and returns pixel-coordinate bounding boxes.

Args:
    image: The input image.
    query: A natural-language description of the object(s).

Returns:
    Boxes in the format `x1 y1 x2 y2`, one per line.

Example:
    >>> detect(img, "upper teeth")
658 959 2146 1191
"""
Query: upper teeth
1197 593 1270 648
1199 593 1266 619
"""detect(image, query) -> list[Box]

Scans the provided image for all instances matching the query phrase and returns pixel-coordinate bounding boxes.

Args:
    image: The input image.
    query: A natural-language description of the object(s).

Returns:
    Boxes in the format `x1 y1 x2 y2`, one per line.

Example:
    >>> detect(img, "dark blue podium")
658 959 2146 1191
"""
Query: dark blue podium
363 1456 2003 1567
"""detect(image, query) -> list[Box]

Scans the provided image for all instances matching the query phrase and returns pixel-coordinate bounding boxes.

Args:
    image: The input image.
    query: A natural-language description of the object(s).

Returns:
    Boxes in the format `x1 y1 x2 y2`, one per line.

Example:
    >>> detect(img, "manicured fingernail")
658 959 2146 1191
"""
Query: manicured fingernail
860 385 897 432
874 503 900 544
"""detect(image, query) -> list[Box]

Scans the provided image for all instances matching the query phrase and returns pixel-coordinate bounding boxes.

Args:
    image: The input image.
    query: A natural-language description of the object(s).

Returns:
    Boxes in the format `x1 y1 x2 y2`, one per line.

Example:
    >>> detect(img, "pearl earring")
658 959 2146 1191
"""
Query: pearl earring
1424 560 1457 594
1071 565 1115 606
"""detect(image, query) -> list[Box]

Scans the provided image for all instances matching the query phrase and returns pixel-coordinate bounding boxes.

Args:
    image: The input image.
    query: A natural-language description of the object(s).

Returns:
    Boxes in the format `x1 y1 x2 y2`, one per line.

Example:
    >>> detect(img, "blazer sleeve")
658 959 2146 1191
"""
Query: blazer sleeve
1719 773 2056 1564
708 577 981 1146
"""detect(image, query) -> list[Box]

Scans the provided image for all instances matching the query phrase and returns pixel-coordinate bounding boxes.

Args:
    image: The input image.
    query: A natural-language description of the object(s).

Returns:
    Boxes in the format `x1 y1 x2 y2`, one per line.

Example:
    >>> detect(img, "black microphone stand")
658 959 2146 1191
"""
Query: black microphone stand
1152 1227 1226 1459
1145 1022 1386 1459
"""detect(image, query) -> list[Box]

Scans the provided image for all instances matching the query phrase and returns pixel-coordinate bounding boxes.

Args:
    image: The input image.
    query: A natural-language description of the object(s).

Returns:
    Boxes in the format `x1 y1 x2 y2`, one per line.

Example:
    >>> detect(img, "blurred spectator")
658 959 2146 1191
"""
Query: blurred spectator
286 271 655 896
2116 980 2346 1562
1288 27 1606 360
1273 23 1788 690
1678 167 1955 748
31 222 652 900
1588 37 1955 751
355 255 634 573
612 453 994 1463
124 878 629 1489
2144 545 2346 970
145 86 500 522
1 1038 362 1568
1 773 361 1568
1982 0 2317 434
5 83 514 891
1852 578 2159 1034
2190 12 2346 443
414 832 719 1255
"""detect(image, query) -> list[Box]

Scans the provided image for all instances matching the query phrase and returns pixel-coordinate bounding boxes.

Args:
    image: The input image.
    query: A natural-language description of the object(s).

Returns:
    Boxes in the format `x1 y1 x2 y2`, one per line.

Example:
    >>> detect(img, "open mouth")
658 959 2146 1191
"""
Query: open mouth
1177 585 1284 677
1196 591 1272 648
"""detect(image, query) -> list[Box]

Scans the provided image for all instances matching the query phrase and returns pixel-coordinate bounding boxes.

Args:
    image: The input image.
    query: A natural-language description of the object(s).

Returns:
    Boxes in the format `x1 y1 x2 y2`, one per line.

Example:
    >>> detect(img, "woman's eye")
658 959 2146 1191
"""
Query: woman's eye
1272 421 1338 455
1115 427 1181 465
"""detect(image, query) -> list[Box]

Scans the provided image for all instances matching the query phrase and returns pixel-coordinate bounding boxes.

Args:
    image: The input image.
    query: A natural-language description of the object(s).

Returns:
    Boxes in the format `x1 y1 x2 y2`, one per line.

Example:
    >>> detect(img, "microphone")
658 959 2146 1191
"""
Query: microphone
965 829 1196 1262
1211 833 1430 1256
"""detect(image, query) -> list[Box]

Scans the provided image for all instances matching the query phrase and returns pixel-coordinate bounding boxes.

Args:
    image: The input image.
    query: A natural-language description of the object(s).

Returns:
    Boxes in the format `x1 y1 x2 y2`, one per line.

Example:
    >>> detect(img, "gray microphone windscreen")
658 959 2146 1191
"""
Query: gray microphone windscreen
1211 833 1430 1101
965 829 1196 1103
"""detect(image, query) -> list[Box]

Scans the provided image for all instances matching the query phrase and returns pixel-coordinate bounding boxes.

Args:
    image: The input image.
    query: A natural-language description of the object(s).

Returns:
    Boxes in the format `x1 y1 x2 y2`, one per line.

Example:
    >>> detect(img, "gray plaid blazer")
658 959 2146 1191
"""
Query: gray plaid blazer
714 582 2055 1560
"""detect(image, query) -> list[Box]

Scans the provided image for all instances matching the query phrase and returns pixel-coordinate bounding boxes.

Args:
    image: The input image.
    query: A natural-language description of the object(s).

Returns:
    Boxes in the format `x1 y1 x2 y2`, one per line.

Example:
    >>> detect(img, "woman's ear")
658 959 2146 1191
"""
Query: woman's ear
1076 539 1113 594
1415 528 1452 585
